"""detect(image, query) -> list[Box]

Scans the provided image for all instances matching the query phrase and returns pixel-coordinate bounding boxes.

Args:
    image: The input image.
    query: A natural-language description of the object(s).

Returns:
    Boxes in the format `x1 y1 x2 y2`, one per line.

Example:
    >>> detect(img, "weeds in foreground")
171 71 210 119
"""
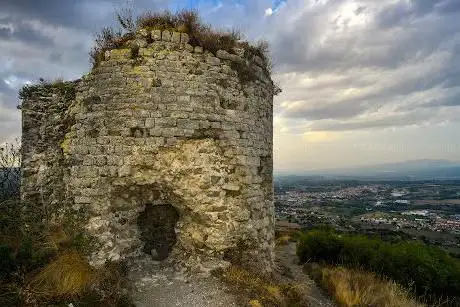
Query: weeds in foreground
29 251 94 298
0 216 133 306
305 263 425 307
275 235 292 246
216 265 309 307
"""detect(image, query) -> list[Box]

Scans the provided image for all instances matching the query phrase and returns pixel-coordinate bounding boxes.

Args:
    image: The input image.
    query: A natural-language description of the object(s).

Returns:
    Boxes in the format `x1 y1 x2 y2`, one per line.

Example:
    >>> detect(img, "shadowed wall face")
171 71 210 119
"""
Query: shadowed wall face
21 30 276 273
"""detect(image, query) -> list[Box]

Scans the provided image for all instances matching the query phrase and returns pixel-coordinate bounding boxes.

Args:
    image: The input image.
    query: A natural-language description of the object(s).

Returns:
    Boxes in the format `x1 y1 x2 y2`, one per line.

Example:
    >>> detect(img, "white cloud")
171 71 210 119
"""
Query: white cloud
2 0 460 169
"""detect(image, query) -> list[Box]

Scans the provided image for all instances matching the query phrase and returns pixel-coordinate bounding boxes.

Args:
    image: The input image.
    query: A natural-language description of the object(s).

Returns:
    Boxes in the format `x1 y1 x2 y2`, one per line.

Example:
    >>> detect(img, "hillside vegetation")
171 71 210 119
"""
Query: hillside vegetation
297 229 460 305
306 263 424 307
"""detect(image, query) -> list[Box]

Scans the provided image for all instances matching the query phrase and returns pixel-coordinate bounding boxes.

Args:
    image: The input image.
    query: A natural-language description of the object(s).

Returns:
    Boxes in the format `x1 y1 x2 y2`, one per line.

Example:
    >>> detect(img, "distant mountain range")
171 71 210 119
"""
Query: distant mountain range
277 159 460 180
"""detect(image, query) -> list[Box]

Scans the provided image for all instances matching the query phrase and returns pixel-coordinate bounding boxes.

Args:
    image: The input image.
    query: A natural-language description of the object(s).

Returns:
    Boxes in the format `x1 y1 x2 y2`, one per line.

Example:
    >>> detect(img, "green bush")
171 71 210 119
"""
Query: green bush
297 230 460 303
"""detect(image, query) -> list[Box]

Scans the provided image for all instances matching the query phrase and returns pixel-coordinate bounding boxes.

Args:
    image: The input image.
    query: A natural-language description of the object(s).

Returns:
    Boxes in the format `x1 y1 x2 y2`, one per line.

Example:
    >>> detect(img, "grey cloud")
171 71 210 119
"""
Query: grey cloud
375 0 447 28
268 0 460 131
0 27 12 37
437 0 460 14
0 0 170 30
308 109 438 132
0 17 54 47
0 80 12 93
1 0 83 28
48 51 63 63
421 94 460 108
285 102 369 120
1 0 460 141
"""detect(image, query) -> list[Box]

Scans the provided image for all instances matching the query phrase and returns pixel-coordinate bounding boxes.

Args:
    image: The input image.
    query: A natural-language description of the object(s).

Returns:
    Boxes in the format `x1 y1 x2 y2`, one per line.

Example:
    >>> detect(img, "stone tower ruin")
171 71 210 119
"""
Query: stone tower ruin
20 27 276 273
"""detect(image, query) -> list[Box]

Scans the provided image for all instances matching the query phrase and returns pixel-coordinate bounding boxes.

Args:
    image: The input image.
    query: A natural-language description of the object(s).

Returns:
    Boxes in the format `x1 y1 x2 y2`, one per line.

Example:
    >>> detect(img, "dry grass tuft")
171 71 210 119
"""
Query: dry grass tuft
275 235 292 246
46 224 71 249
306 263 426 307
248 299 264 307
218 265 309 307
29 251 94 298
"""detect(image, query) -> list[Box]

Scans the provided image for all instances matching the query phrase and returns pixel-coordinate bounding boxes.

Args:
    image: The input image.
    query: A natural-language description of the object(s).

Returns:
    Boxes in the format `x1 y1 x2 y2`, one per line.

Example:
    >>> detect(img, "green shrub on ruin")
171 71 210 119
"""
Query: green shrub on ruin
18 78 76 101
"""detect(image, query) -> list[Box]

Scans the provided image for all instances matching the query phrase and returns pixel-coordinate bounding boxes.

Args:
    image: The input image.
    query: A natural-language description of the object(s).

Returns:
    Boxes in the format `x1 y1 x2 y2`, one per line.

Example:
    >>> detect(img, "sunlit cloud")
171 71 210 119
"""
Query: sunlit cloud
1 0 460 171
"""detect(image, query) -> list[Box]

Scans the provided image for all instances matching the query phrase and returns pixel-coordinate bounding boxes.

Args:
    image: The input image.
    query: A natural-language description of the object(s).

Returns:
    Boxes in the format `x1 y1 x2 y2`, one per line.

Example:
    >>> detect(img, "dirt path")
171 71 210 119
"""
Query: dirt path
274 242 337 307
127 243 336 307
127 256 239 307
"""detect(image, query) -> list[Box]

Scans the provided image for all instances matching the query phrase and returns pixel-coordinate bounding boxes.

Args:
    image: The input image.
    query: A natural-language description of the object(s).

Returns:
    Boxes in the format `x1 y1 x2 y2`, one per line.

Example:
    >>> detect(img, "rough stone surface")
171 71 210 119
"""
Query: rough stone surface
171 31 181 43
20 81 78 222
152 29 162 41
128 255 238 307
21 38 276 274
180 32 190 44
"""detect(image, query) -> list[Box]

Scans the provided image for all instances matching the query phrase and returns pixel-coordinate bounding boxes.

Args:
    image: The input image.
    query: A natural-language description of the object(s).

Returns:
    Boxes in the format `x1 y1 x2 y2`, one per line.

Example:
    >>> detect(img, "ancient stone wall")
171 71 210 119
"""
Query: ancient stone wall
20 81 78 224
21 29 276 273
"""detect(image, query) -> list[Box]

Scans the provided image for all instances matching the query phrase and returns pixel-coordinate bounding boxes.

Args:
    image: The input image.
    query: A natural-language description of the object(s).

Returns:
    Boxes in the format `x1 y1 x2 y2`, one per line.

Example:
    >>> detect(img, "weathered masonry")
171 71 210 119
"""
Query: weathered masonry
20 28 277 273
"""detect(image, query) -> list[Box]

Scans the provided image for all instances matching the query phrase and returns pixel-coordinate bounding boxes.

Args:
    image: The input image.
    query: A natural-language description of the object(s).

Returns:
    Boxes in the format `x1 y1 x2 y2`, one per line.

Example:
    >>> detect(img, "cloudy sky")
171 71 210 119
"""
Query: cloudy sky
1 0 460 172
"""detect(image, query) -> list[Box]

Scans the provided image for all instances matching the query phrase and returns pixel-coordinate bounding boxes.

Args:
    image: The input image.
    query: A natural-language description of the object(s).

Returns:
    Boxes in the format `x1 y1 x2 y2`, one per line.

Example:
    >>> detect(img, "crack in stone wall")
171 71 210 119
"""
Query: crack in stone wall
21 34 276 274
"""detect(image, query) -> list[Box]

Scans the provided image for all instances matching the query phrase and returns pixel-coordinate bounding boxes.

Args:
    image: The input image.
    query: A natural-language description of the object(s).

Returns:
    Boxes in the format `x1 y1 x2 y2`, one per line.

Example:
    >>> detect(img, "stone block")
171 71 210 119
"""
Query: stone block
75 196 92 204
132 38 148 48
145 118 155 128
194 46 203 53
119 165 132 177
177 119 199 130
184 43 194 52
171 32 181 43
206 56 221 66
228 54 244 64
137 28 149 37
151 29 162 40
162 30 172 41
216 50 231 60
177 95 191 102
181 33 190 44
109 49 131 59
222 183 240 191
155 118 177 128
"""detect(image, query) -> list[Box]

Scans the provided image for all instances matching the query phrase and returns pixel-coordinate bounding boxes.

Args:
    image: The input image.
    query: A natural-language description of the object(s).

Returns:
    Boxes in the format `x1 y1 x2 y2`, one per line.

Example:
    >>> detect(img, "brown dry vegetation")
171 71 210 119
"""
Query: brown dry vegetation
216 265 309 307
0 218 133 306
306 263 426 307
90 9 270 70
21 250 133 306
275 234 292 246
29 251 94 298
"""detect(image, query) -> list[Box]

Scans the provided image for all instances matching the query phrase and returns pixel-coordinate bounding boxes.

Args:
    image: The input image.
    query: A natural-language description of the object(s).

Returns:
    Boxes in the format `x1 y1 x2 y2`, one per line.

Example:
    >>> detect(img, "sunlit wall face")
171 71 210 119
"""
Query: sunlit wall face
1 0 460 171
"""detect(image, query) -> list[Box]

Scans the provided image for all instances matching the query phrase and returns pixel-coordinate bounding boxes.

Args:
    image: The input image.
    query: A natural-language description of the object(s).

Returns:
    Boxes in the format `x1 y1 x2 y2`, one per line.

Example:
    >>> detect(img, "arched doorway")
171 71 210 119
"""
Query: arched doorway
137 203 180 260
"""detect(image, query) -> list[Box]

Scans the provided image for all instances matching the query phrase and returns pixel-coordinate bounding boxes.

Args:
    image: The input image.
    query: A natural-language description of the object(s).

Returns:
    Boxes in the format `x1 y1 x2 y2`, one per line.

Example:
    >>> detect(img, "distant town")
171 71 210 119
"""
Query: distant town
274 177 460 256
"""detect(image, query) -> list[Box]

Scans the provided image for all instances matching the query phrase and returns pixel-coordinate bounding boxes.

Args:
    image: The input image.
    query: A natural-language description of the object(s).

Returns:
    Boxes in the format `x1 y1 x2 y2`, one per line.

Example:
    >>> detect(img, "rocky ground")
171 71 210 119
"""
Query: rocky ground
127 243 336 307
127 255 239 307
